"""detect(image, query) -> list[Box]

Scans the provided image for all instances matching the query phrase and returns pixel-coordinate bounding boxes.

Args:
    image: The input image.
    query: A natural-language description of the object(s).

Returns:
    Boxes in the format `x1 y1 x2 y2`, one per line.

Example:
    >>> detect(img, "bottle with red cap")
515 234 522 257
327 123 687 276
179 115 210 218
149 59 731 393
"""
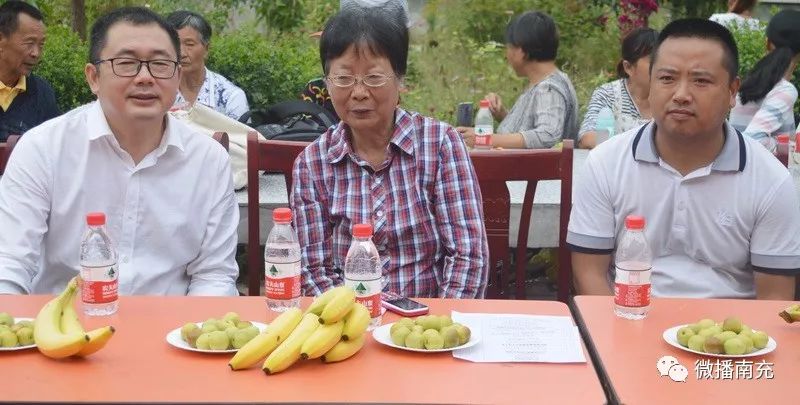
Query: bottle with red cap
264 208 301 312
614 215 652 320
80 212 118 316
789 131 800 175
473 99 493 149
776 133 790 167
344 223 383 330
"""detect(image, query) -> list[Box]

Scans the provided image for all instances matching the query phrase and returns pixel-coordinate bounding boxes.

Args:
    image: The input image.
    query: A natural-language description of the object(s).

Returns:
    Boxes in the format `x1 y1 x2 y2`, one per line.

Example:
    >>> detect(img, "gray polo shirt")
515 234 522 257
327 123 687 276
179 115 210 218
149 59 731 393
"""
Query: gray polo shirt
567 121 800 298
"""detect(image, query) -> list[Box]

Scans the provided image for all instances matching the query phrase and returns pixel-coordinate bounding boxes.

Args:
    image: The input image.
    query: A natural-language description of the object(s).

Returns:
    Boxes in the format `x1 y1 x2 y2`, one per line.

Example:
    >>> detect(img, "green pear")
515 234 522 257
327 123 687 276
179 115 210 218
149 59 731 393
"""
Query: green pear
208 330 230 350
439 315 453 329
751 331 769 350
0 312 13 327
703 337 724 354
15 327 34 346
404 331 425 349
0 330 18 347
222 311 240 325
390 325 412 347
185 328 203 348
236 320 253 329
696 318 716 330
181 323 200 342
714 331 738 343
423 330 444 350
737 333 754 353
441 326 460 349
232 328 255 349
195 333 211 350
687 334 706 352
454 324 471 345
676 327 695 347
723 337 746 355
722 317 743 334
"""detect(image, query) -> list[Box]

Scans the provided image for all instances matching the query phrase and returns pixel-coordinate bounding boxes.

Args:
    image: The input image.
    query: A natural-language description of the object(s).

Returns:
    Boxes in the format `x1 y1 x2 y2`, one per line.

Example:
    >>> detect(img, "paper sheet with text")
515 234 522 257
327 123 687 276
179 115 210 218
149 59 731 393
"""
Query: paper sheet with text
452 312 586 363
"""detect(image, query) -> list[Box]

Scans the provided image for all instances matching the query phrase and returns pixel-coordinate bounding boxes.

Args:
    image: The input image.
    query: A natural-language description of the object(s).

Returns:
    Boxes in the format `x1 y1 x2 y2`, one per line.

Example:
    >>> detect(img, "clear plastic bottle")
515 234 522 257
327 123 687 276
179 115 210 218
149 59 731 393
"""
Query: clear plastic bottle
264 208 301 312
80 212 118 316
344 223 383 330
595 106 615 145
614 215 652 320
473 99 494 149
791 131 800 177
776 133 790 167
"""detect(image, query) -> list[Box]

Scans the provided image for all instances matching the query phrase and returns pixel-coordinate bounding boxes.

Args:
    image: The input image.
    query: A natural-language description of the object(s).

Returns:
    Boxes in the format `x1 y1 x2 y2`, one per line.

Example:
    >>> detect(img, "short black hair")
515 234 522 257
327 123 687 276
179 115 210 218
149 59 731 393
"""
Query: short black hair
0 1 43 38
165 10 212 46
650 18 739 83
319 7 408 76
505 11 559 62
617 27 658 78
730 0 757 14
89 7 180 63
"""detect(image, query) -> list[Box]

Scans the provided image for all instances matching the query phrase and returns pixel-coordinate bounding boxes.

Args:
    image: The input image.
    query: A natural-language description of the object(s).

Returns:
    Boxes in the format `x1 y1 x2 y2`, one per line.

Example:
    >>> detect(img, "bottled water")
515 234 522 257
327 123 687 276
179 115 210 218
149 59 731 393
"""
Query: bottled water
473 99 493 149
264 208 301 312
344 223 383 330
614 215 652 320
790 131 800 178
595 106 615 145
80 212 118 316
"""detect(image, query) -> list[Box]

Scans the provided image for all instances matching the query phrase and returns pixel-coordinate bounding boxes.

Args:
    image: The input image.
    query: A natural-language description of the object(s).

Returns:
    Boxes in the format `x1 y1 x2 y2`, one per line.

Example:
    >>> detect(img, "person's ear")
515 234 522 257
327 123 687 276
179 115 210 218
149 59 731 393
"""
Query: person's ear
84 63 100 95
729 75 741 109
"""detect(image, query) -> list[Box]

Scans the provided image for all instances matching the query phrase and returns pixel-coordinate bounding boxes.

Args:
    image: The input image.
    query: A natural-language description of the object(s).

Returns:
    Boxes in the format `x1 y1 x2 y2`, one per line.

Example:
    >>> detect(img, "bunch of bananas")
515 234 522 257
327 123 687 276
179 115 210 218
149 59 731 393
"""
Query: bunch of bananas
33 277 115 359
229 286 371 374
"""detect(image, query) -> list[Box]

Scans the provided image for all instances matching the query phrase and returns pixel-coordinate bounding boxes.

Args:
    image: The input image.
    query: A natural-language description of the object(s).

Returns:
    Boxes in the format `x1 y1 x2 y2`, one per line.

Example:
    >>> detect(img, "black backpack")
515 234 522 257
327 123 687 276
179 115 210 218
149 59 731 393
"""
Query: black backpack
240 100 338 142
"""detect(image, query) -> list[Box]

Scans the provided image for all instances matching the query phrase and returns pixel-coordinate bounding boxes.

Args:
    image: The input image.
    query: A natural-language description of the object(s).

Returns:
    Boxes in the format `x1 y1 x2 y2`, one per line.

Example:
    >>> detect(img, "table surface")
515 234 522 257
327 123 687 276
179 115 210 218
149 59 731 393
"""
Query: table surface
573 295 800 405
2 296 605 404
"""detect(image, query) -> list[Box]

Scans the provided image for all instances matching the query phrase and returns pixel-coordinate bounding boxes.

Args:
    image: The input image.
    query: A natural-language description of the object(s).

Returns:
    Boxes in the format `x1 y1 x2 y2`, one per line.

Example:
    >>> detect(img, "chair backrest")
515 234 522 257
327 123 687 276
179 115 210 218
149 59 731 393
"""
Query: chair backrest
246 131 310 296
470 140 573 302
212 131 230 152
0 135 21 175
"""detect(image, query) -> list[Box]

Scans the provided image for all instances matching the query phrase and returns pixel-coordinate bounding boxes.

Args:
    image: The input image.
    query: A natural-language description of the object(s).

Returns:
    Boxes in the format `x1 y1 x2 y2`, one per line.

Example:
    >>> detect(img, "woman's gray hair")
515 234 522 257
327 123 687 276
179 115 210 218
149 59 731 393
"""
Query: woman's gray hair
165 10 212 46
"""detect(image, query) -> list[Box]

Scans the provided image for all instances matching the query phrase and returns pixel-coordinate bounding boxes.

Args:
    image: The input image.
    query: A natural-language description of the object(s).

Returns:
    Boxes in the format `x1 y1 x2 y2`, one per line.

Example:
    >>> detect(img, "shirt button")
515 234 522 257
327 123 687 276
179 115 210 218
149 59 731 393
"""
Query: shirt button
376 210 384 218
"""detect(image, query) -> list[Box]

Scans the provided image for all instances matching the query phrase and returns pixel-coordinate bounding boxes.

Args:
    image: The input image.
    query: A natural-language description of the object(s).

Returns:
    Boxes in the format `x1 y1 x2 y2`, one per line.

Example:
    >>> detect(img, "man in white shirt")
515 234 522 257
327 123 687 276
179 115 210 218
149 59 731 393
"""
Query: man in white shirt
568 19 800 300
0 7 239 295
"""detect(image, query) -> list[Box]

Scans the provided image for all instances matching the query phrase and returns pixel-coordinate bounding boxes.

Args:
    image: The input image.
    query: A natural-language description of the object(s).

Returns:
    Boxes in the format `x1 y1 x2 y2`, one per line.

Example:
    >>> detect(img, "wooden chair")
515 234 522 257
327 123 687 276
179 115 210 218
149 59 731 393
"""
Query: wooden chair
212 131 229 151
246 131 310 296
470 140 573 302
0 135 21 175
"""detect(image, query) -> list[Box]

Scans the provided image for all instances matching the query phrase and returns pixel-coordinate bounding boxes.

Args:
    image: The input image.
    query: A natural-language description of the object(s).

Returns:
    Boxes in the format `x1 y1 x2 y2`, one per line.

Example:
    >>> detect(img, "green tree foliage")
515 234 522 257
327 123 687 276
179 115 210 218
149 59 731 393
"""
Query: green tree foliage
35 25 94 112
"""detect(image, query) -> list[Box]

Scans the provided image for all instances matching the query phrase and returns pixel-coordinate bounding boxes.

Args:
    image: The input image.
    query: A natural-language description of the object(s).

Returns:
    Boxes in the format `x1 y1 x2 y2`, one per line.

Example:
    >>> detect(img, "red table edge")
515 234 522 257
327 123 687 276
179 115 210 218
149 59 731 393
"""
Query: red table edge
570 295 619 405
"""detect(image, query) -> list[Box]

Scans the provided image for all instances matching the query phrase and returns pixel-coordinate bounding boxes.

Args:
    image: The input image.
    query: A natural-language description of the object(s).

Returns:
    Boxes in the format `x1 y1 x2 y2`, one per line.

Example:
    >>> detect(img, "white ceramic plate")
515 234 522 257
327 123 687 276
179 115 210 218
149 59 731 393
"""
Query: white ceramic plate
0 317 36 351
166 321 267 353
662 324 776 358
372 322 481 353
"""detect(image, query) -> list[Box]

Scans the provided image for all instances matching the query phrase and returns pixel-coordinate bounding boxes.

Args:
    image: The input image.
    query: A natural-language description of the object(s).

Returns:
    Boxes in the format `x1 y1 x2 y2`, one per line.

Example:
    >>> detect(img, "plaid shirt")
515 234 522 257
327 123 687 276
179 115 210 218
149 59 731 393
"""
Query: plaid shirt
291 108 489 298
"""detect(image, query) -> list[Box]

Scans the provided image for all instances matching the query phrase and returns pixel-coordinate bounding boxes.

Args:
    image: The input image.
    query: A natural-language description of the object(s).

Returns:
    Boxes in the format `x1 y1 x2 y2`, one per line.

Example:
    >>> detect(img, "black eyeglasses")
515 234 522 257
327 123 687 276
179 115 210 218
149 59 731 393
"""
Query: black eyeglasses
93 57 179 79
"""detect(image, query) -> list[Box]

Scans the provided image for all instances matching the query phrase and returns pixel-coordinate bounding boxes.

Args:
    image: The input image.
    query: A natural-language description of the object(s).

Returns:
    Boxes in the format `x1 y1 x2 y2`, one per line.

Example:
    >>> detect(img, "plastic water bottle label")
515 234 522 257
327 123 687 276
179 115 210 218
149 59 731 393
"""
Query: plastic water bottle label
265 260 301 300
474 125 493 148
345 277 382 317
81 263 118 304
613 266 651 308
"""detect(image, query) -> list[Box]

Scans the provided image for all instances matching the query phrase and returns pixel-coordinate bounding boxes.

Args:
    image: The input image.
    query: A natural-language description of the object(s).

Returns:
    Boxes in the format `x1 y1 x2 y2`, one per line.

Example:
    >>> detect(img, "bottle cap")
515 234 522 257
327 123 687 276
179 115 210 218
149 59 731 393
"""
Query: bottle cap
625 215 645 230
777 133 789 144
353 223 373 238
479 99 490 108
86 212 106 226
272 208 292 222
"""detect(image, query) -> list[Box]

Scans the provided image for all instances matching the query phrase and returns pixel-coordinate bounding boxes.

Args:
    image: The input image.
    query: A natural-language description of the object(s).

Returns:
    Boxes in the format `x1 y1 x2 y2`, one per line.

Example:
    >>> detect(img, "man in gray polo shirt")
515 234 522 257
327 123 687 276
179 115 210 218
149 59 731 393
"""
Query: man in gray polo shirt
567 19 800 300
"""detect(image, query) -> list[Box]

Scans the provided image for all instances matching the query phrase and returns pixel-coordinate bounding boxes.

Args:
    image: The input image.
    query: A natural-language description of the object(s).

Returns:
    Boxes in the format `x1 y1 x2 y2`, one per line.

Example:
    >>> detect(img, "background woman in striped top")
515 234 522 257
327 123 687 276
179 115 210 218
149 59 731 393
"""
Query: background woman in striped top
578 27 658 149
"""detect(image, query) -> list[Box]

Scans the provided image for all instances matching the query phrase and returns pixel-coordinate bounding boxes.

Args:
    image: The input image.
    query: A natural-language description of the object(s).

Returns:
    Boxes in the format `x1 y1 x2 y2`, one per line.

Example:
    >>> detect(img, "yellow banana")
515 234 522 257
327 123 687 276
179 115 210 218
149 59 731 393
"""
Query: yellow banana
33 278 89 359
60 288 85 336
321 334 365 363
300 320 344 360
319 287 355 325
228 307 302 370
76 326 115 357
305 287 343 316
263 313 320 374
341 302 370 341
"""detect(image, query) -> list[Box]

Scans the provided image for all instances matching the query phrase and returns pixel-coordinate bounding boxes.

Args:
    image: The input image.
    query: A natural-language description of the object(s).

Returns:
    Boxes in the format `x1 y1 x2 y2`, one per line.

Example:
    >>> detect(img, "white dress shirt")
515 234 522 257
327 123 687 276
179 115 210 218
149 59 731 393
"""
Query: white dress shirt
0 101 240 295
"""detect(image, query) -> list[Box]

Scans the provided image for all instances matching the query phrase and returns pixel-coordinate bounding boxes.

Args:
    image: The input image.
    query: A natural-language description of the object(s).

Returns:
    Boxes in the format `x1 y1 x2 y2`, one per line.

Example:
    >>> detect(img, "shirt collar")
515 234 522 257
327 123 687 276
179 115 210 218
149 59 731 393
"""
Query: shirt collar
631 121 746 172
326 107 416 164
0 75 26 92
86 101 186 153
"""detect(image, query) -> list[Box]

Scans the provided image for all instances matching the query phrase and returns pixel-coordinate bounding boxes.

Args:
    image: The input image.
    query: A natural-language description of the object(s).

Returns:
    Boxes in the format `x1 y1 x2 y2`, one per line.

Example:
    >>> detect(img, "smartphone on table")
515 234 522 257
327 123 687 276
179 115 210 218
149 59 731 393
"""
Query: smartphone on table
381 291 429 317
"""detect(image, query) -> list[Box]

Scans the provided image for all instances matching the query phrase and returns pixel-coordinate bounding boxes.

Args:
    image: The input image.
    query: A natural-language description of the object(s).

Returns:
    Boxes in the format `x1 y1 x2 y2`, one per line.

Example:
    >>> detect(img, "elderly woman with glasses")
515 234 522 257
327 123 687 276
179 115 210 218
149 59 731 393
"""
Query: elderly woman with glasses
291 8 489 300
165 11 249 120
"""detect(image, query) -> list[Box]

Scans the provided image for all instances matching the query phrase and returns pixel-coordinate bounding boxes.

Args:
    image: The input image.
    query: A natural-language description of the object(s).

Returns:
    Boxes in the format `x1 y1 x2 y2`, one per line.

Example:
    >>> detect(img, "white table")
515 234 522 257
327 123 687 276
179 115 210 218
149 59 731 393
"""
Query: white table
236 149 590 249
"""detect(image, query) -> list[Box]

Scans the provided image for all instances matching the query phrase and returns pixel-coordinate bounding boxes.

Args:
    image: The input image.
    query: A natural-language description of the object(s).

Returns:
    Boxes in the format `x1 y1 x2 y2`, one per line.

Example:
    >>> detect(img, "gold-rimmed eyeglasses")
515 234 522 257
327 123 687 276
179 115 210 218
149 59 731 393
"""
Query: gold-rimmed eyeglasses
93 57 179 79
326 73 394 88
